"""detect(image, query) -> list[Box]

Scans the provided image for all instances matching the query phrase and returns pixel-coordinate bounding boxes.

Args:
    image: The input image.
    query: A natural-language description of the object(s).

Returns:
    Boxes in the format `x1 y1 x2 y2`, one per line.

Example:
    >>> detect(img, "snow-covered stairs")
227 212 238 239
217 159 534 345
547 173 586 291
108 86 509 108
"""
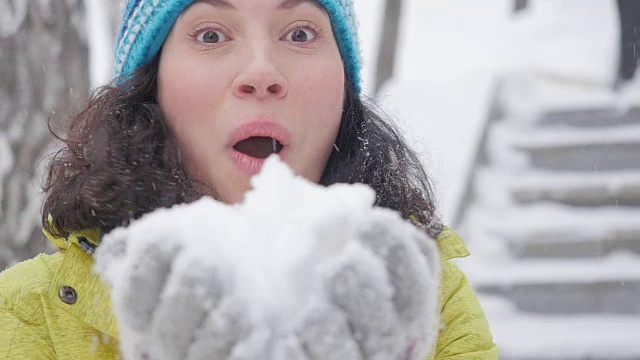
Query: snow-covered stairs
457 76 640 359
502 123 640 171
509 171 640 208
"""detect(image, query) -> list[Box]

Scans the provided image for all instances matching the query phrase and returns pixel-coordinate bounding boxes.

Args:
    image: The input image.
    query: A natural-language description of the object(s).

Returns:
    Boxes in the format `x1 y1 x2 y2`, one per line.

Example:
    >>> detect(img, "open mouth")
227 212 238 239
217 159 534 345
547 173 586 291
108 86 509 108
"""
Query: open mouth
233 136 284 159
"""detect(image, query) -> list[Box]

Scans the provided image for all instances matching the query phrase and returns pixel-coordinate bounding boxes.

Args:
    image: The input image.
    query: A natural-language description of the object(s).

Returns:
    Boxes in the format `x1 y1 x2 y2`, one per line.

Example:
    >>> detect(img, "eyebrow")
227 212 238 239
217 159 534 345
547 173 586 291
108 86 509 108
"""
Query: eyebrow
277 0 323 11
195 0 323 11
195 0 236 9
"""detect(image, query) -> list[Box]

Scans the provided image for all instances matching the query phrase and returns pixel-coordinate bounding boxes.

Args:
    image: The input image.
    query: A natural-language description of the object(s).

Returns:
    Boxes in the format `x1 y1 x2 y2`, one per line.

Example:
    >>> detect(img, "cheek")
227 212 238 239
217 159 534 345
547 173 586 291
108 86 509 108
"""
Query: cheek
157 50 231 140
158 60 194 155
157 56 217 180
297 59 345 123
294 61 345 181
158 59 207 122
315 67 344 132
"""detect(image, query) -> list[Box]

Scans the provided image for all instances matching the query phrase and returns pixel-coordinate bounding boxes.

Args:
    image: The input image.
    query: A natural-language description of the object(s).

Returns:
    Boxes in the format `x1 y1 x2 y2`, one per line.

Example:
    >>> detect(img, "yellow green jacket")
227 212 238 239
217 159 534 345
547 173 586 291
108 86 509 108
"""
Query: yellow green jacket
0 227 497 359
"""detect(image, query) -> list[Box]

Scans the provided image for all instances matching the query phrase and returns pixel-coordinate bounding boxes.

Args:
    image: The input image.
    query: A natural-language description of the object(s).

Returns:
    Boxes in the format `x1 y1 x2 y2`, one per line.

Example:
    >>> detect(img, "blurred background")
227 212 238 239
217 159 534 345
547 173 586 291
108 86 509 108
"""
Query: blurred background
1 0 639 358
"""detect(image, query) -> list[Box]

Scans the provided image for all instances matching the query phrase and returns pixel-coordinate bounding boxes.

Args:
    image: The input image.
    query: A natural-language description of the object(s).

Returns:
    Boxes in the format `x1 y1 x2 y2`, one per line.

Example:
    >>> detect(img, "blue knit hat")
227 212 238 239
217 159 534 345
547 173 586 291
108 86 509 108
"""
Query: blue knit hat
114 0 361 93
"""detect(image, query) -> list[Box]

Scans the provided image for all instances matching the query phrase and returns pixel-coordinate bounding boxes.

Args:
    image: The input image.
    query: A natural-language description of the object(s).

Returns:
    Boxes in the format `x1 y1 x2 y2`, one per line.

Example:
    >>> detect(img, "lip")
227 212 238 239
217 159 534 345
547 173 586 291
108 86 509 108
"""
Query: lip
228 120 291 176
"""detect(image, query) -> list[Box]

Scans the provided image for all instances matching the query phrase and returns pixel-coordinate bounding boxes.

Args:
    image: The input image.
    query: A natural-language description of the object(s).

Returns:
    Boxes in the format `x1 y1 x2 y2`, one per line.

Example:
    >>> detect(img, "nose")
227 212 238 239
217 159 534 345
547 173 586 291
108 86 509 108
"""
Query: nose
232 46 288 100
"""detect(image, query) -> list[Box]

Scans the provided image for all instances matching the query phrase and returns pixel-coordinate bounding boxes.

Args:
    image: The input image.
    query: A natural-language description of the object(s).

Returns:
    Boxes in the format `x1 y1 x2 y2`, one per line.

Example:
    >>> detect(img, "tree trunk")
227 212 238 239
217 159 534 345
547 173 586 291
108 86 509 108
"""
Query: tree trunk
0 0 89 268
617 0 640 80
375 0 402 94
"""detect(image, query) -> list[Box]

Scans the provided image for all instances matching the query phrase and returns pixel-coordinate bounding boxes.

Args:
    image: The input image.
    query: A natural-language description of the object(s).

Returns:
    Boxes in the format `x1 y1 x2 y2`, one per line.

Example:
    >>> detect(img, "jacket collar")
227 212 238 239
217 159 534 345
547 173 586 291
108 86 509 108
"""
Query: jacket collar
44 228 118 339
437 227 470 261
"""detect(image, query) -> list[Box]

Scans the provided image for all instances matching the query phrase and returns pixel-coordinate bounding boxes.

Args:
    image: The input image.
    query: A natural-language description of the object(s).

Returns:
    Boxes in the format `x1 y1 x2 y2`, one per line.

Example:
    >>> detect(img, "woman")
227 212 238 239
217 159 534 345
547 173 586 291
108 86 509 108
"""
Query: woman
0 0 497 358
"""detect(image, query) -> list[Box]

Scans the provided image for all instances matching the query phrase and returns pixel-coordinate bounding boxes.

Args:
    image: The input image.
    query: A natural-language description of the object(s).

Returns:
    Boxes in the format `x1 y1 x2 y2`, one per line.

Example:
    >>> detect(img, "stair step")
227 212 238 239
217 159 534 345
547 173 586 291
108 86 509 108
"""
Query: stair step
489 123 640 171
475 169 640 207
509 228 640 258
464 253 640 314
501 124 640 150
480 296 640 360
464 203 640 258
497 73 640 123
479 295 640 360
510 170 640 207
539 107 640 128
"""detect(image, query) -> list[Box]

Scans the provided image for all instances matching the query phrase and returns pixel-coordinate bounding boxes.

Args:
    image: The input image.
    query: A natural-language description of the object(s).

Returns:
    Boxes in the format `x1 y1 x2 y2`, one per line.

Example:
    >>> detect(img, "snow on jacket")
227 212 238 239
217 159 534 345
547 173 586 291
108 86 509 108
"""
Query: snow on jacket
0 226 498 359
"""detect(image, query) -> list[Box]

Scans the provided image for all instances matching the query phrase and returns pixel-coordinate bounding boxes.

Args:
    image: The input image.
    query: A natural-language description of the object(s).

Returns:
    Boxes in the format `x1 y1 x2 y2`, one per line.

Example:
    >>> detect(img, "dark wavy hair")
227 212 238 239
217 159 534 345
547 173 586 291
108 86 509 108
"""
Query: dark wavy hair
43 55 442 240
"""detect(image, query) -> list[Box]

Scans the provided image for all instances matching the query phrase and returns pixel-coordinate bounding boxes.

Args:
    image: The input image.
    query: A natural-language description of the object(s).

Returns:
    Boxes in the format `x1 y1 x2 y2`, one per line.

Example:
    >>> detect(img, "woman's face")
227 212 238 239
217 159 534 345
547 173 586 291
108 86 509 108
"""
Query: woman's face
158 0 345 204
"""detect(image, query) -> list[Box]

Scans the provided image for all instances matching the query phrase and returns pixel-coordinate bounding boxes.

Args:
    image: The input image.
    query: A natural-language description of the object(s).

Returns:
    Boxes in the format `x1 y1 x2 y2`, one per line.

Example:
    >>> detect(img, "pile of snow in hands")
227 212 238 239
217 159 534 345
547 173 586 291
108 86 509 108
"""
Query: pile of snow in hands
95 157 440 360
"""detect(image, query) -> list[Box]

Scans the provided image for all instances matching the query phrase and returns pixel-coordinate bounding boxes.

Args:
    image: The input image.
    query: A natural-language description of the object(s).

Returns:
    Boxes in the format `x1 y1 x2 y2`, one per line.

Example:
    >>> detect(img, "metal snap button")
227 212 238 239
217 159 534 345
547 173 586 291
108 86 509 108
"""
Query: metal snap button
59 285 78 305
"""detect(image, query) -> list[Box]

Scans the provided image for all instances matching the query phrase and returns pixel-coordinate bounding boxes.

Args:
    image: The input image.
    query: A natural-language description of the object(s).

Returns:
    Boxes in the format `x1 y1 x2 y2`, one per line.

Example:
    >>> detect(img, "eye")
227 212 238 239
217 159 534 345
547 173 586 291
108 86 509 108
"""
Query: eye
194 29 228 44
285 28 316 43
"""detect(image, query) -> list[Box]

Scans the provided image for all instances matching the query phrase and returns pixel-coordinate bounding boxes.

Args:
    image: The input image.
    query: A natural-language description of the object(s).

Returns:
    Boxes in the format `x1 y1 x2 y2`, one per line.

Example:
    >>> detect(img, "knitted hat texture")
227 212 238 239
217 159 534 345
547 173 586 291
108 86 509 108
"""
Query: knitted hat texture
114 0 361 92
